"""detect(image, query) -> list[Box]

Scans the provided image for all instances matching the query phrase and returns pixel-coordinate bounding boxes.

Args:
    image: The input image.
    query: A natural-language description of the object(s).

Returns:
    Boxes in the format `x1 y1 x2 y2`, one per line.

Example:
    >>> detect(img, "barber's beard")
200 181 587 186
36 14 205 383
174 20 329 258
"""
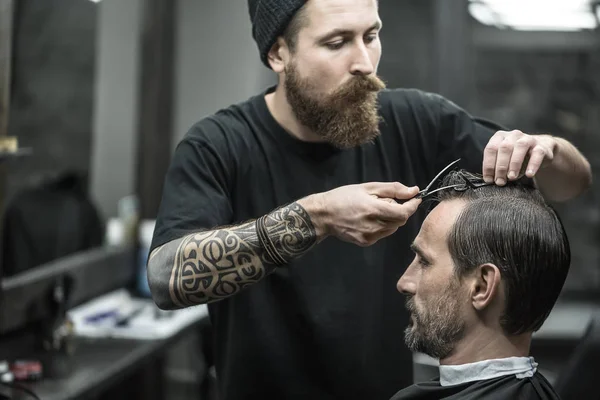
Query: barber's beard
404 282 466 360
284 62 386 149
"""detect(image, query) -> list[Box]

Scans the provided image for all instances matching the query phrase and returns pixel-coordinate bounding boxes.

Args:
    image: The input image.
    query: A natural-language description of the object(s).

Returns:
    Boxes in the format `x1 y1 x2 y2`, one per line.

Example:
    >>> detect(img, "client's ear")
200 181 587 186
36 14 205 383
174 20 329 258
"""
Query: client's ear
470 263 501 311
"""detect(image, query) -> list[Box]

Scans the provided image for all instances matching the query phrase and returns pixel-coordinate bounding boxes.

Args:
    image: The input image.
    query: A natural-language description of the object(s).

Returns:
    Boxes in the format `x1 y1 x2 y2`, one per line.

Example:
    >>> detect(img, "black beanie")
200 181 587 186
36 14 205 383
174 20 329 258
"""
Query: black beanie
248 0 306 68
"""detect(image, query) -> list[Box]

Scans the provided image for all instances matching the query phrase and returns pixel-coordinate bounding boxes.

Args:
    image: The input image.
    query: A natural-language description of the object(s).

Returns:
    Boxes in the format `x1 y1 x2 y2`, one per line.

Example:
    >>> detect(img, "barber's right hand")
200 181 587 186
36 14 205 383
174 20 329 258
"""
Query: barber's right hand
299 182 421 247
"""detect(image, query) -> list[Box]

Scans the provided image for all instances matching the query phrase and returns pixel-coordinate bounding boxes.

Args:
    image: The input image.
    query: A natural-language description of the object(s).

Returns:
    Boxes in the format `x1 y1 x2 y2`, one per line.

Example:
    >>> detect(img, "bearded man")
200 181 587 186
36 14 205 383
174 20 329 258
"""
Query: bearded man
393 171 567 400
147 1 591 399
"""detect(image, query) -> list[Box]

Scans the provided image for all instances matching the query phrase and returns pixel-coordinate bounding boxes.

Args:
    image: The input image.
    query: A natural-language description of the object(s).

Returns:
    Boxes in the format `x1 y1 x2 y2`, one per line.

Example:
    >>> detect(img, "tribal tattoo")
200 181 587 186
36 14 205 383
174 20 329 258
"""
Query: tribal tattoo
160 202 317 307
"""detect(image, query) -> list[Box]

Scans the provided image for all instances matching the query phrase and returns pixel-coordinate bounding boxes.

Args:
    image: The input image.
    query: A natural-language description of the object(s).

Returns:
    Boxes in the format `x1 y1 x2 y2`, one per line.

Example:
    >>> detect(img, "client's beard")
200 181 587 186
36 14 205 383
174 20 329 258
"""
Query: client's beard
284 62 386 149
404 286 466 360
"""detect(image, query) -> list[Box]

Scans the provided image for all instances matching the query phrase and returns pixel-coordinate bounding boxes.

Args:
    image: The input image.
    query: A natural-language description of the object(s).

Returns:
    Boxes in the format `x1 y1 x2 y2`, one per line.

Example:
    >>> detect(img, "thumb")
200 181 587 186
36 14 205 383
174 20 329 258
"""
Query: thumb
365 182 419 200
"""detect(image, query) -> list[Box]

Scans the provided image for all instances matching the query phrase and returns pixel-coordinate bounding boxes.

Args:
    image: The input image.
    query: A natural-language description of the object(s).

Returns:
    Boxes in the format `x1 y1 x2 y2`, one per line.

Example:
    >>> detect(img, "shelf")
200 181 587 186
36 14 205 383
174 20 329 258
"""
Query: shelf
0 147 32 161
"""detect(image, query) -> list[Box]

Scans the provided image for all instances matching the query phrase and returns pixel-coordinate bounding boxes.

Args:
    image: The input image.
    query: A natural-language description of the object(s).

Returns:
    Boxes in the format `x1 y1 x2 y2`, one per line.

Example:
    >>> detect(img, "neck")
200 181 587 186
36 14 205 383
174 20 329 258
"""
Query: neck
440 325 531 366
265 85 326 144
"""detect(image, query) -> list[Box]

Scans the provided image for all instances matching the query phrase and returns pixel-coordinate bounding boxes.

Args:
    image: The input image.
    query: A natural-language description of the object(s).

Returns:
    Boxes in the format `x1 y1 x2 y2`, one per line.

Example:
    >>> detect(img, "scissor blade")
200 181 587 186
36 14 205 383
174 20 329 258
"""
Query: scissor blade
402 183 462 203
420 184 464 198
423 158 462 192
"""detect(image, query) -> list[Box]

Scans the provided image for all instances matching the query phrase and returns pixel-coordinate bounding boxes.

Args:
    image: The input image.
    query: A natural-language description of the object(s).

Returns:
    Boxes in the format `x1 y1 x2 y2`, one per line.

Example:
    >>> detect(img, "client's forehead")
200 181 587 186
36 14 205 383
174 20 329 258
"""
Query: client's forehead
419 200 466 244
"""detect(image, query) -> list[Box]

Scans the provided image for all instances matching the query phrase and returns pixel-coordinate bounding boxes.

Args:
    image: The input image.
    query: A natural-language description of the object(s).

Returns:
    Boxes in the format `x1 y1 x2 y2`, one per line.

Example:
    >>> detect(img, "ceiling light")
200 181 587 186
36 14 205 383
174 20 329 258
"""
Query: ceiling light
481 0 590 9
502 12 597 31
469 0 598 31
468 2 498 27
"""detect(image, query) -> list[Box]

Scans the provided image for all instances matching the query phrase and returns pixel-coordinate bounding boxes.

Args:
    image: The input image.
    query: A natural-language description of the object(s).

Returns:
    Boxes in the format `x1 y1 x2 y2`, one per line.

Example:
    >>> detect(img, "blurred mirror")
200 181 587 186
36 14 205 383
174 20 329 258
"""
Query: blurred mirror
2 0 106 278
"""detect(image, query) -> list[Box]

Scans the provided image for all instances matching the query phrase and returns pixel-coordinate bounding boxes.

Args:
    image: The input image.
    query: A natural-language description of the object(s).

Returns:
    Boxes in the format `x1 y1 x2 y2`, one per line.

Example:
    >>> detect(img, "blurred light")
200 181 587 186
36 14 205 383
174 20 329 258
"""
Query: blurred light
481 0 590 8
89 0 102 3
468 3 498 27
596 4 600 23
469 0 598 31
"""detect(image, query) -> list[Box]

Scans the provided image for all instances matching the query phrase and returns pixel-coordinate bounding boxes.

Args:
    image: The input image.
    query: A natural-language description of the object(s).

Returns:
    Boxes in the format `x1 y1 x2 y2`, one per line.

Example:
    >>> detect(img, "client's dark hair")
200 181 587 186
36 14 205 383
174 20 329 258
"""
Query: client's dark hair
435 170 571 335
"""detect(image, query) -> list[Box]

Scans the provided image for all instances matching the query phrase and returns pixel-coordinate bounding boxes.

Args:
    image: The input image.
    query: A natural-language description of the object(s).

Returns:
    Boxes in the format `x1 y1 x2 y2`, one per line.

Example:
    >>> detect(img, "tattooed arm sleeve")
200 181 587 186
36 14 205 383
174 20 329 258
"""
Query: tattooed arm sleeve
147 202 318 309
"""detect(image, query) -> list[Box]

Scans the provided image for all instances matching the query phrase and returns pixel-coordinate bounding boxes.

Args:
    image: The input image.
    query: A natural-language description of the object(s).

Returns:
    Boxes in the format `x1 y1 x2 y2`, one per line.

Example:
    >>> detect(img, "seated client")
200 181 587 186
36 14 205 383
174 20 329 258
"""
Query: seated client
391 170 569 400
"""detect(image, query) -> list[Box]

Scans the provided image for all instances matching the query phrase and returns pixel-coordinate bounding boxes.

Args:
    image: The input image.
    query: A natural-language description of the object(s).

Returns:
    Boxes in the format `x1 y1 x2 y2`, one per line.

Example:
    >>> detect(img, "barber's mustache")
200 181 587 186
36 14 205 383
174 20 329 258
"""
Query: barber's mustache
350 74 385 91
333 75 386 98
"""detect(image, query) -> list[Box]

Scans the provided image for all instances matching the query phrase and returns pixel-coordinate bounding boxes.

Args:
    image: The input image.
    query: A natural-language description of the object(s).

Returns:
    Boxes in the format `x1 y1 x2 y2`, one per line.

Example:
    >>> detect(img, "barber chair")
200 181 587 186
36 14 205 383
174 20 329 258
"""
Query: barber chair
554 309 600 400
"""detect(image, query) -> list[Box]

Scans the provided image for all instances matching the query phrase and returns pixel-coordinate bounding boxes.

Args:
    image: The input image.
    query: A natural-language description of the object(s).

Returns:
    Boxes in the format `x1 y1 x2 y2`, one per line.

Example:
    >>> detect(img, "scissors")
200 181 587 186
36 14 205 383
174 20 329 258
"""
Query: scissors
396 158 494 203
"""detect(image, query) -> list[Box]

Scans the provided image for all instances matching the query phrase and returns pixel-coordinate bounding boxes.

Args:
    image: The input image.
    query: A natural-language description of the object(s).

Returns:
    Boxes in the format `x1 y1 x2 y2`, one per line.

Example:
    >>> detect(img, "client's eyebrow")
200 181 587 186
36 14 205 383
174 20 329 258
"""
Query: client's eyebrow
410 242 432 263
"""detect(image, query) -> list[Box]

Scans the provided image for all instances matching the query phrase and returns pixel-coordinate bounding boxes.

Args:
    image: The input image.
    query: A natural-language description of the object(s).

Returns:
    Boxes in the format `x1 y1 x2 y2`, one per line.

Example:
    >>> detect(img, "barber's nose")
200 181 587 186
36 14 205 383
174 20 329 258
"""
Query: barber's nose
350 44 374 76
397 264 417 295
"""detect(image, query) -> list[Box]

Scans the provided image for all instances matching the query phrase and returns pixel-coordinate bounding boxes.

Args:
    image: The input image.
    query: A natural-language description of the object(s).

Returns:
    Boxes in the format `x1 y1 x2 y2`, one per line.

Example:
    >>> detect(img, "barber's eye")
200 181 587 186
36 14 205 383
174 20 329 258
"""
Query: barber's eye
418 258 431 268
326 41 345 50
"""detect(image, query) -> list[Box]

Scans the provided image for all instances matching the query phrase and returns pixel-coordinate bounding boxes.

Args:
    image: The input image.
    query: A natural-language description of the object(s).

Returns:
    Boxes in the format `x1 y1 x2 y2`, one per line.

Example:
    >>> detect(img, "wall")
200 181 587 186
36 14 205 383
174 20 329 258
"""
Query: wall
171 0 274 150
376 0 436 92
89 0 142 219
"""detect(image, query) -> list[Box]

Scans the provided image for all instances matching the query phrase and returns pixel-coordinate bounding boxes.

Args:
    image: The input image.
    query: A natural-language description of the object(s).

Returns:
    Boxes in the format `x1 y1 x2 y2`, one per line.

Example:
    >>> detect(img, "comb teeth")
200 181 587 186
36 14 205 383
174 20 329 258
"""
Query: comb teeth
457 171 495 190
423 172 495 198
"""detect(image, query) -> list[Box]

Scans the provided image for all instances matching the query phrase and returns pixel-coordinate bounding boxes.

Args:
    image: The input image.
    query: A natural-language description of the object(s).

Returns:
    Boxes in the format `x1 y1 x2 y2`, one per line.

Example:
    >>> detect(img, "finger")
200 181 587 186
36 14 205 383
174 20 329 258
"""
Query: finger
401 197 422 218
482 132 506 183
507 136 534 180
377 197 422 223
525 146 549 178
494 136 517 186
364 182 419 200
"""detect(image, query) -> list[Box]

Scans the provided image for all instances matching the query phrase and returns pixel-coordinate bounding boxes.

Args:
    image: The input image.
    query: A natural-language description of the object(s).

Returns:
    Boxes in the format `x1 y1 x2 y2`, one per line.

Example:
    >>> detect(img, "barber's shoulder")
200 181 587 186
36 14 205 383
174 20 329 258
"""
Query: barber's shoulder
377 88 453 127
180 99 257 154
379 88 449 110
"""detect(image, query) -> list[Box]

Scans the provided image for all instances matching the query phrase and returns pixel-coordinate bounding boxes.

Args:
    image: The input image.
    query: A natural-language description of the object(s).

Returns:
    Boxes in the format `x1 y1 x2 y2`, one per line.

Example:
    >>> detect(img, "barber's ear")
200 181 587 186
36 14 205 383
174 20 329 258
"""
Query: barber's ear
470 263 501 311
267 38 288 73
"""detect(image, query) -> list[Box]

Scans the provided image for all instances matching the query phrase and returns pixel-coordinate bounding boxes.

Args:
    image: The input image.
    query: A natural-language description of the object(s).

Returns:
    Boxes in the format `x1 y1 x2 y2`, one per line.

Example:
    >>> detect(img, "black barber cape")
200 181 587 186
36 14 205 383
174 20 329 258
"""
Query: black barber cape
390 357 561 400
390 373 560 400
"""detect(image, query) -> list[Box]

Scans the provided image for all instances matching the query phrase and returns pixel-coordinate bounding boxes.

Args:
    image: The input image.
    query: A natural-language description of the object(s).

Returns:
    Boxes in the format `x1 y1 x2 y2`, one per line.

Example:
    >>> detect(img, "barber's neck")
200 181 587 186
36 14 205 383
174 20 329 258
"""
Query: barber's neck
265 85 325 144
440 325 531 366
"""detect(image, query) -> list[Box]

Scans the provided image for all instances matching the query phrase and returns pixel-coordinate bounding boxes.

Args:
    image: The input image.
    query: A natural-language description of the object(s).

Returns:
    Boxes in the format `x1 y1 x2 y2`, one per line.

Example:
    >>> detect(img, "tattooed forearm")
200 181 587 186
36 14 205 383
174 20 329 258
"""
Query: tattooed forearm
168 221 265 307
147 202 318 309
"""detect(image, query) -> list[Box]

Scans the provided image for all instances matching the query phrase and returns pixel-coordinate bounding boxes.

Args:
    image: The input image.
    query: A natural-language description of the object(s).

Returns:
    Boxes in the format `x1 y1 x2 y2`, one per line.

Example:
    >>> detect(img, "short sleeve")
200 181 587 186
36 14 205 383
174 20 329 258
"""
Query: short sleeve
150 132 234 252
433 94 503 174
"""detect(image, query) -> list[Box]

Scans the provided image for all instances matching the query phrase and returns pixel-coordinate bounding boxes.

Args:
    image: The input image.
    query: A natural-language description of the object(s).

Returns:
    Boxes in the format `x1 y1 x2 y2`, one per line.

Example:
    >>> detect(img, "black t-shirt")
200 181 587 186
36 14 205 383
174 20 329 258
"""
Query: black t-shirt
389 372 561 400
151 87 496 400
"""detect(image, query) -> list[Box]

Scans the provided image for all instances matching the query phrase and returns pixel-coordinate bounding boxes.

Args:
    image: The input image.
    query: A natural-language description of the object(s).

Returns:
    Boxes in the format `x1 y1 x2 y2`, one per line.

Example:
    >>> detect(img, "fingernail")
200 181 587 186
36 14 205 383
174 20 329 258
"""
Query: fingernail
484 176 493 183
508 171 516 179
527 169 534 176
496 178 506 185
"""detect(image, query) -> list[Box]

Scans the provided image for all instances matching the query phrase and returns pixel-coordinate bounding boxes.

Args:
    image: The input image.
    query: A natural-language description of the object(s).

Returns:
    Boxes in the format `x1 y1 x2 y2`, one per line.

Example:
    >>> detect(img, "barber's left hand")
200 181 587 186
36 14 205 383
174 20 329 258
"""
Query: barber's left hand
482 130 557 186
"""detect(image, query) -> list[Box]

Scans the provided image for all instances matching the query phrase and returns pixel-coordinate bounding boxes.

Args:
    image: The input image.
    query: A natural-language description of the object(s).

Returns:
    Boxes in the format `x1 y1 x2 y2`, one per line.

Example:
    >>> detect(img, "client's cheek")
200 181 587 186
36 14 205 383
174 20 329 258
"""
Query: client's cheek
410 305 422 324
